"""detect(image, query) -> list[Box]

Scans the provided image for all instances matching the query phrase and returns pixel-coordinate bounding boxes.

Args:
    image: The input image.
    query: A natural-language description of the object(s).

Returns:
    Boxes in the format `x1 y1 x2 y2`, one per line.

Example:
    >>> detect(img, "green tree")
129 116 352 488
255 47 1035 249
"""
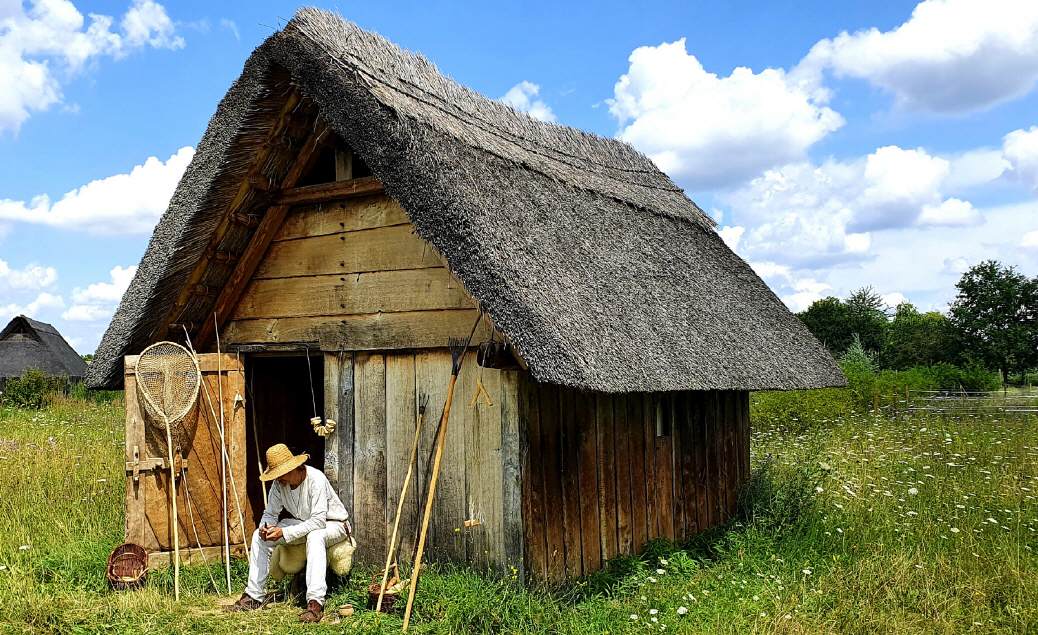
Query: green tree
798 296 854 355
949 260 1038 381
845 286 889 353
880 303 958 369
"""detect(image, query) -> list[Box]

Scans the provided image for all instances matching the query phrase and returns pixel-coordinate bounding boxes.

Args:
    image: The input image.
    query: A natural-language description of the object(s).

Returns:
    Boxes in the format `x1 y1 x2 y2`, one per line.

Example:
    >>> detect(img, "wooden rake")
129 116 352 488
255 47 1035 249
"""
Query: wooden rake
375 393 429 612
401 320 480 631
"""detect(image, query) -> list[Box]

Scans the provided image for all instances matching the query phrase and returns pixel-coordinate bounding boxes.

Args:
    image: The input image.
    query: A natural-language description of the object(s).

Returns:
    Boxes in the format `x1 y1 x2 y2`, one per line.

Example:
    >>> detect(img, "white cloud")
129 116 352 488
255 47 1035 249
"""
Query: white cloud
219 18 240 42
0 291 64 322
0 0 184 132
1003 125 1038 192
722 143 993 268
1021 230 1038 249
609 38 843 189
881 291 909 308
798 0 1038 113
500 81 556 123
0 146 193 233
716 225 744 250
63 264 136 321
918 198 982 226
0 259 57 290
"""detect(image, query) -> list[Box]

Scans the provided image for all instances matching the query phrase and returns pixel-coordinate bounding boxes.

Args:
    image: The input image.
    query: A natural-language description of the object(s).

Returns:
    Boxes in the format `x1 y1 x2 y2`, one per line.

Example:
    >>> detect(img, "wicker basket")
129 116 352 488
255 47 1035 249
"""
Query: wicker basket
367 565 401 613
107 543 148 591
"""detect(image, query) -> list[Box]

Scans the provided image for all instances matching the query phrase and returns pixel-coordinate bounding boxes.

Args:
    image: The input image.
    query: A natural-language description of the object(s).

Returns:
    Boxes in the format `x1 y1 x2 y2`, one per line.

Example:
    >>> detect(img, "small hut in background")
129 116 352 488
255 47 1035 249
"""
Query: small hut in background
0 315 88 387
87 9 844 583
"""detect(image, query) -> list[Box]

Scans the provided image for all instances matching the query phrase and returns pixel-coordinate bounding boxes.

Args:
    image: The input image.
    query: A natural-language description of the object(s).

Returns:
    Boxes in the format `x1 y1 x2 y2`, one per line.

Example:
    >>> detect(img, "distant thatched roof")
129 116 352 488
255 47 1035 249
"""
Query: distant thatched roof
0 315 87 381
88 8 844 392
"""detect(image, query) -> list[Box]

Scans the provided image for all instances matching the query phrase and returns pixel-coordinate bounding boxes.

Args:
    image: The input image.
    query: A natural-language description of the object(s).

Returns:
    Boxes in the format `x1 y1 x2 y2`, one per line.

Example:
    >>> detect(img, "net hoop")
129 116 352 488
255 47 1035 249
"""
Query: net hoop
136 340 201 427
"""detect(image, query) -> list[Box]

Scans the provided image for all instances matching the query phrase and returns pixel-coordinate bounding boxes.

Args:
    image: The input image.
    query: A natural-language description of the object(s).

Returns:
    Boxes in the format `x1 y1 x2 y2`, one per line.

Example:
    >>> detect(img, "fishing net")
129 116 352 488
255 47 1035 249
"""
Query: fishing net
136 341 201 430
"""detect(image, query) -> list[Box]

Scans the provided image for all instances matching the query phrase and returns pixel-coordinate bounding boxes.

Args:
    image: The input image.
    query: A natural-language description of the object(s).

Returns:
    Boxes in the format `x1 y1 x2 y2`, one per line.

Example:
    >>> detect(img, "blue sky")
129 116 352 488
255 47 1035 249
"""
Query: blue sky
1 0 1037 354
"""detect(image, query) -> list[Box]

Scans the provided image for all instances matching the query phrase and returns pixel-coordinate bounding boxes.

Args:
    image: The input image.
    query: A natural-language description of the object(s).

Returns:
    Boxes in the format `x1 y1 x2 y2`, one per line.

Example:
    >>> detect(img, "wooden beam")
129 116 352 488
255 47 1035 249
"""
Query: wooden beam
276 176 383 206
194 123 331 349
156 90 305 342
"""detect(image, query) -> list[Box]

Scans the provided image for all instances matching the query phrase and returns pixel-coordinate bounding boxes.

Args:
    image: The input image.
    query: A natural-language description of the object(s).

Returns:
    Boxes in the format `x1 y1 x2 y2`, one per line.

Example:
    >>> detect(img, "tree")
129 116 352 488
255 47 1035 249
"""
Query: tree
798 297 854 355
844 286 889 353
949 260 1038 381
880 303 958 369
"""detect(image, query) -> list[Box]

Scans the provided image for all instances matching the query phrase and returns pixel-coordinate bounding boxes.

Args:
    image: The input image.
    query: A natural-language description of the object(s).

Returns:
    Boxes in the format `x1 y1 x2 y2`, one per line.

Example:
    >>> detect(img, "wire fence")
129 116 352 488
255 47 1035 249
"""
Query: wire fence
904 389 1038 415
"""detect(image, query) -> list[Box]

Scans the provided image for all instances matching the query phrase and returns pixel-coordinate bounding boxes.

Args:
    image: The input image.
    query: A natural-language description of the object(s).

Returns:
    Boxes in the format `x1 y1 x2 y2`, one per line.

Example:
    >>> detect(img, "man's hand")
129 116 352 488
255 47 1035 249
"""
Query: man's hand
259 525 284 542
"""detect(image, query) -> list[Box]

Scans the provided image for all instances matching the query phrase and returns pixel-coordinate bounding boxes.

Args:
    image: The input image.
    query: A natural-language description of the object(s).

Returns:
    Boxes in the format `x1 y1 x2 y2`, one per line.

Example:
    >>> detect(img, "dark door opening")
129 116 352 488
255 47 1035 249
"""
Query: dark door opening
245 354 325 524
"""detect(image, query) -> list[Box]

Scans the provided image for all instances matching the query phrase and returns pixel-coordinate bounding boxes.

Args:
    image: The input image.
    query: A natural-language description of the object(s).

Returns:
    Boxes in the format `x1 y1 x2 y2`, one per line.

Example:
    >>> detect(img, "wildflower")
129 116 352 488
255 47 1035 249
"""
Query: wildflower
656 568 665 575
18 545 29 551
649 609 659 615
908 487 918 495
651 617 658 623
659 558 668 566
677 607 688 615
950 528 960 533
802 568 812 575
630 615 639 621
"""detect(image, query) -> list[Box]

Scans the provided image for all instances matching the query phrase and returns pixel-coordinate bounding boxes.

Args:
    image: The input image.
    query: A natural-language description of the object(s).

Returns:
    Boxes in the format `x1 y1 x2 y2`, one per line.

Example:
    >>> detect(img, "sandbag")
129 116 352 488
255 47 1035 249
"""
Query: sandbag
270 534 357 581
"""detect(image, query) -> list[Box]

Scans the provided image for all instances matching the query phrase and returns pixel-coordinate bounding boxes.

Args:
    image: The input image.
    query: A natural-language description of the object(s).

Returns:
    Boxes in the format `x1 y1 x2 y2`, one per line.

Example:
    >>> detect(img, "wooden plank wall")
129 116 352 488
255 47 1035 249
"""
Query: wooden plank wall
520 380 750 583
341 350 522 573
223 194 491 348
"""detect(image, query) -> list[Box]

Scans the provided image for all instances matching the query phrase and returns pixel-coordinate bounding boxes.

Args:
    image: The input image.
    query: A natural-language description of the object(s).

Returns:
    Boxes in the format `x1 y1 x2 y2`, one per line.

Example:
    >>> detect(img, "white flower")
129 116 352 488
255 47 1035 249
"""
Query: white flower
656 568 666 575
951 527 960 533
677 606 688 615
630 614 639 621
908 487 918 496
815 486 824 493
649 608 659 615
802 568 812 575
651 617 659 623
659 558 668 565
18 545 30 551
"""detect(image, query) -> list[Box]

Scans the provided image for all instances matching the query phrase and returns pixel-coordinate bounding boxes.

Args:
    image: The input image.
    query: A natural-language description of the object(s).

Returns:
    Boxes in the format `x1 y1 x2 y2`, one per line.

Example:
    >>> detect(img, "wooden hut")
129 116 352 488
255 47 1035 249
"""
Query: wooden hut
0 315 87 386
87 9 844 583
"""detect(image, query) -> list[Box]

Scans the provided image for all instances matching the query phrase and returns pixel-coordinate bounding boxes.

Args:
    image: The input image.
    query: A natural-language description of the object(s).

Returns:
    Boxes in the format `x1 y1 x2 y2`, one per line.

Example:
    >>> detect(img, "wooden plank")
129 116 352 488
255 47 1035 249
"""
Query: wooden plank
678 392 698 538
709 392 725 526
229 268 476 320
276 176 383 206
499 370 524 579
741 391 751 488
277 194 409 240
385 353 418 566
642 394 657 542
415 350 465 563
694 393 711 533
519 375 547 581
613 394 634 556
558 386 583 578
148 544 247 571
253 224 443 280
124 365 147 546
124 354 240 374
595 394 618 562
626 395 648 553
726 392 740 517
539 383 566 583
224 309 491 349
574 389 601 575
322 353 342 484
654 401 675 541
668 393 683 539
352 352 387 566
461 363 504 571
337 353 355 525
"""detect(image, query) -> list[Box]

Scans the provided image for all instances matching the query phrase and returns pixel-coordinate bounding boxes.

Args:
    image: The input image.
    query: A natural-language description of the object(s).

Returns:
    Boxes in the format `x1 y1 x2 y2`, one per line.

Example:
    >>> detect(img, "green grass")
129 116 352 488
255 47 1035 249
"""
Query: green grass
0 394 1035 633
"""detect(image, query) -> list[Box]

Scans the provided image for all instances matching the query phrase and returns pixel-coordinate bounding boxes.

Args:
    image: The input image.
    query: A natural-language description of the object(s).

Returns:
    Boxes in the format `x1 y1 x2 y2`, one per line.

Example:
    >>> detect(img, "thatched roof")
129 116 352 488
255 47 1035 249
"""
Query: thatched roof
88 8 844 392
0 316 88 381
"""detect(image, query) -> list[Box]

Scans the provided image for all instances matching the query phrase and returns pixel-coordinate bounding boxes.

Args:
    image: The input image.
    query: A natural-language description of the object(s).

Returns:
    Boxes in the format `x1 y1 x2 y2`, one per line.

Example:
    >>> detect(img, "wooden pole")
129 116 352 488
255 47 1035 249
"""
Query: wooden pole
377 402 427 612
401 377 458 631
163 420 181 600
216 317 232 593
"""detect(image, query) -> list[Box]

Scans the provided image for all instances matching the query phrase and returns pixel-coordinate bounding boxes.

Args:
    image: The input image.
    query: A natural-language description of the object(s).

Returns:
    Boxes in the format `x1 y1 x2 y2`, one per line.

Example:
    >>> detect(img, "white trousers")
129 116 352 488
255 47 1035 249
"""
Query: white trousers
244 518 349 603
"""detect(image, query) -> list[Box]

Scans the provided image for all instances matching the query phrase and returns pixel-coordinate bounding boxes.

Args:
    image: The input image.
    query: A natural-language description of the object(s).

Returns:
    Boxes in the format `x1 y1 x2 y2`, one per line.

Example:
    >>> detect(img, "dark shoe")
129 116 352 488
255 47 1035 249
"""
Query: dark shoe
224 593 264 612
299 599 324 623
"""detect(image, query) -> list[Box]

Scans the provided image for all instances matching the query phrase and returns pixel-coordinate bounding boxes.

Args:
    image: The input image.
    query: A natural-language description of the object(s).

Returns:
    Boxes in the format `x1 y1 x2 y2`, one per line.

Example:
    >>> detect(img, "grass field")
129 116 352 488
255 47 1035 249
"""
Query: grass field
0 393 1035 633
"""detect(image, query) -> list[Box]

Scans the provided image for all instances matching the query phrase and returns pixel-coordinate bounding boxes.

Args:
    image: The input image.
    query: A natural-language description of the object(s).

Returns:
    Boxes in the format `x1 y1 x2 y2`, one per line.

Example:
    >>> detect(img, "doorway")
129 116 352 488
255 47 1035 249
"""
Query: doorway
245 354 325 524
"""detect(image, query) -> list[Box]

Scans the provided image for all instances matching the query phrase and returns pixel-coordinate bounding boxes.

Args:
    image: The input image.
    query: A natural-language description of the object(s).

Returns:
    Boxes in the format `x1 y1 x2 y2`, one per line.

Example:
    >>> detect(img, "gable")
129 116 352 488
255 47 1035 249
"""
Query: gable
223 193 489 349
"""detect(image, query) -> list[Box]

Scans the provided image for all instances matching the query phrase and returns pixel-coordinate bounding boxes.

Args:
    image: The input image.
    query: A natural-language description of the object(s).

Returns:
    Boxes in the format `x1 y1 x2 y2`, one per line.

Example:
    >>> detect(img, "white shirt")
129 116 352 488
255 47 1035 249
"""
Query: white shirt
259 465 350 543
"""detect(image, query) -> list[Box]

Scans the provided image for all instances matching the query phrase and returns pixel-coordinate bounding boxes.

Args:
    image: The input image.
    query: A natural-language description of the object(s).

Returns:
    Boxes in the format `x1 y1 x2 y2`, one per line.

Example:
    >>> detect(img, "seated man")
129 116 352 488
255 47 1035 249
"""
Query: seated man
227 443 351 623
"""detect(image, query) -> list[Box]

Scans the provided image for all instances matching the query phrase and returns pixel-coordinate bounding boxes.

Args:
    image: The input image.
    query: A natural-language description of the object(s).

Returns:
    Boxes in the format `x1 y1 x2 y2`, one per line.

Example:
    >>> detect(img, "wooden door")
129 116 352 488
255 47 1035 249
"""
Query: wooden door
124 353 252 560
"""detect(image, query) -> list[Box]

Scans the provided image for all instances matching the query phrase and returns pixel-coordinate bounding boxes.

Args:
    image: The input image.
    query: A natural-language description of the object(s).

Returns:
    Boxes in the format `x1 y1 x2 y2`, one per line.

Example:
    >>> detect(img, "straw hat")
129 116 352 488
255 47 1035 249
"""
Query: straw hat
260 444 309 481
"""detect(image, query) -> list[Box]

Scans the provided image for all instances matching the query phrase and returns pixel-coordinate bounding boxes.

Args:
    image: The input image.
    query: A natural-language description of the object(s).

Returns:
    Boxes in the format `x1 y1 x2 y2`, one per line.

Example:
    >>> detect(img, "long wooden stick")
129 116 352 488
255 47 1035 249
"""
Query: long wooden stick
216 316 232 593
377 398 427 611
401 377 458 631
163 419 181 600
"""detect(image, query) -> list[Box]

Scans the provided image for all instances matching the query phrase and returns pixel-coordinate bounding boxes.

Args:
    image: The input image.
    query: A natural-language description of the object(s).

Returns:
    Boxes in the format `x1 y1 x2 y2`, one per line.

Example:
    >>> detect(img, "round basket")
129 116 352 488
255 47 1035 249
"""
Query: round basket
107 543 148 591
367 568 400 613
